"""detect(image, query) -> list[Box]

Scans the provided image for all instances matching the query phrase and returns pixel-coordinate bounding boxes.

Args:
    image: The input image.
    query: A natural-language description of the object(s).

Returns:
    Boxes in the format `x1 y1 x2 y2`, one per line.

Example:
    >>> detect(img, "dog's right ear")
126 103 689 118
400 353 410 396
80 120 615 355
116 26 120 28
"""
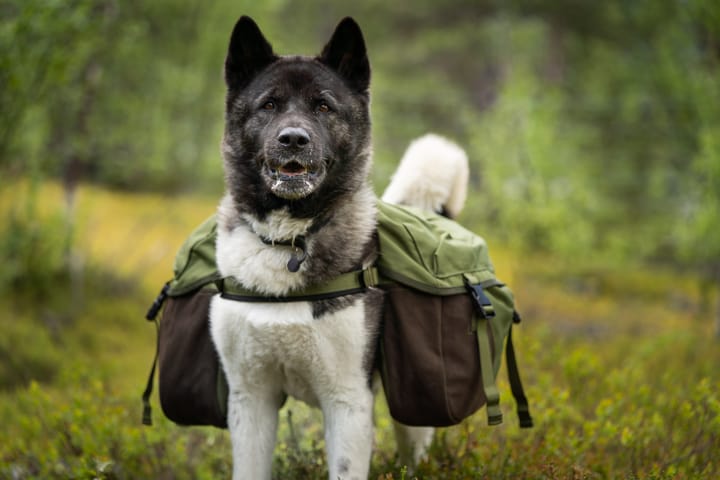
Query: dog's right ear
225 16 278 91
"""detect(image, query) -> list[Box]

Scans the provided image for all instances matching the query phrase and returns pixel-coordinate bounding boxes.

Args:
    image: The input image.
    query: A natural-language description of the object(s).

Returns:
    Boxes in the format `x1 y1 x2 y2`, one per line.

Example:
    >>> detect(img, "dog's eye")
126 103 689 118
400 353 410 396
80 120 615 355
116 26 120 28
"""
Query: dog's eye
262 101 276 111
316 102 331 113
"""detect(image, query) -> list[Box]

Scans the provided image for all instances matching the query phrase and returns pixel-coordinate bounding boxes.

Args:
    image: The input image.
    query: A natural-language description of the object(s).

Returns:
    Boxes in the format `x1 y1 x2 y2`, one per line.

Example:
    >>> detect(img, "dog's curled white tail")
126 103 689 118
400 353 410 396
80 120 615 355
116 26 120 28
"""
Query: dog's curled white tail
382 133 469 218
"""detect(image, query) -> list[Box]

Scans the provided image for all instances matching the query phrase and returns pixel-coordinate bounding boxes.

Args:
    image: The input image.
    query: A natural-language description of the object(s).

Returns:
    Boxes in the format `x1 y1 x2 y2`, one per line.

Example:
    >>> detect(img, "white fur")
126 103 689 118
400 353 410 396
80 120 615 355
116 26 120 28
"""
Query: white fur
210 297 374 479
392 421 435 467
382 133 469 218
211 190 378 479
216 195 312 296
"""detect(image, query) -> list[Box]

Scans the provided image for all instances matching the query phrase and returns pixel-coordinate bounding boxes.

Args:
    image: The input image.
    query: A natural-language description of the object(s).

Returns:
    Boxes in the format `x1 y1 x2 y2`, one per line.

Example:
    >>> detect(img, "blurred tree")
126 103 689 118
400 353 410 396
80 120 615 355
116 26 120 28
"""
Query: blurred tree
0 0 287 298
674 0 720 334
0 0 289 194
1 0 718 300
0 0 115 302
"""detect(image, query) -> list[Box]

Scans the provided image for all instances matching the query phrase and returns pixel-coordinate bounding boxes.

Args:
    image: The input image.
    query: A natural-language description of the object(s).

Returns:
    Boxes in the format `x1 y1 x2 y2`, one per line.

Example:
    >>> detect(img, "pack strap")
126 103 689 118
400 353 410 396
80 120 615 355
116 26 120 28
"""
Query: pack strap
141 317 159 426
218 267 380 302
141 282 172 426
477 319 534 428
465 279 501 425
476 314 503 425
467 279 532 428
506 325 534 428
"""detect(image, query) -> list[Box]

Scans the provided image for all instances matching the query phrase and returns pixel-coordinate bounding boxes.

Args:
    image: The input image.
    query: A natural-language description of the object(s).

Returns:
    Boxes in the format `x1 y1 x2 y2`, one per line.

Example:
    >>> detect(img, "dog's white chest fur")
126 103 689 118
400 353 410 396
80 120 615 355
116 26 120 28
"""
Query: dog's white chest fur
215 200 315 296
210 201 370 403
210 297 369 407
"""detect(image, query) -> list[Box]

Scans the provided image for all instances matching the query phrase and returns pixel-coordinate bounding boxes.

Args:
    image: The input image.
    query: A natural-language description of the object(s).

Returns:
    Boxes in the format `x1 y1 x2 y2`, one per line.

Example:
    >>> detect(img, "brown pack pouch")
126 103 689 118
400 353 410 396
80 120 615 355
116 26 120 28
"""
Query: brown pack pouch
158 288 228 428
142 285 228 428
379 285 494 427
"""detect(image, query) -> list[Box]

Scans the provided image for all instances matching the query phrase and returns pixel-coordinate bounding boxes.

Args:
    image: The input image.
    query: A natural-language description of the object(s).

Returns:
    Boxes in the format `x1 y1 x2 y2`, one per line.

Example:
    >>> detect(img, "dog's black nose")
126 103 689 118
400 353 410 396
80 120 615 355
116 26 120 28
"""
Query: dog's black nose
277 127 310 148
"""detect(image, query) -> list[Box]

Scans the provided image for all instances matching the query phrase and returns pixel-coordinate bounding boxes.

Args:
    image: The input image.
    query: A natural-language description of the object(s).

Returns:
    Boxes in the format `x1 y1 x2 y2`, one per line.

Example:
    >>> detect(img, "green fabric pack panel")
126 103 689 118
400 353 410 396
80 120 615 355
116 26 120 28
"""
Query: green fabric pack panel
168 201 500 297
168 215 220 296
376 201 496 295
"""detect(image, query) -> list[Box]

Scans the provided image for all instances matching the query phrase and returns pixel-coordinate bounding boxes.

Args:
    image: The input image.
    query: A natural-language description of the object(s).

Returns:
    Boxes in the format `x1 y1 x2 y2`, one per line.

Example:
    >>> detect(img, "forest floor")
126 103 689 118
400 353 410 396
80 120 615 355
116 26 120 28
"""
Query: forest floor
0 183 718 479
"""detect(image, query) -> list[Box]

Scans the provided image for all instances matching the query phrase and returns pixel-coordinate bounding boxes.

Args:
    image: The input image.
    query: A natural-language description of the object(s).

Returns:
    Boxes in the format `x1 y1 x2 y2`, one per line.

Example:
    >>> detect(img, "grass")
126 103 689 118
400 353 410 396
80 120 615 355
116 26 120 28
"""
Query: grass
0 182 719 479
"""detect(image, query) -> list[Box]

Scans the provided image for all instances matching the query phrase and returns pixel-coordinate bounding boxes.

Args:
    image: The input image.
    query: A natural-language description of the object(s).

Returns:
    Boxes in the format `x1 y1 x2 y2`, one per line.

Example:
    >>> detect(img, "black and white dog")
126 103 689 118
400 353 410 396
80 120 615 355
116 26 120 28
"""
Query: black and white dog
210 16 467 479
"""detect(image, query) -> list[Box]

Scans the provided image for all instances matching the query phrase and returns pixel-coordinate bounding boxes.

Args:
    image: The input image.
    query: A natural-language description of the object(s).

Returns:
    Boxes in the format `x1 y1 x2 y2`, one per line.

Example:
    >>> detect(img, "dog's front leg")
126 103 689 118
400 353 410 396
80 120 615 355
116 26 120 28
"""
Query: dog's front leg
322 389 374 480
227 390 282 480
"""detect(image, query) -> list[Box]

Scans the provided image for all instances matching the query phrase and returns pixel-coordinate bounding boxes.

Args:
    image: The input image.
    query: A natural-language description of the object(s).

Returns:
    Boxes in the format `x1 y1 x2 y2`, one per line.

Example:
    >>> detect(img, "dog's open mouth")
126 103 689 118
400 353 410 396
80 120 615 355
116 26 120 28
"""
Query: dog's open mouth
268 159 315 180
264 159 324 200
277 161 307 177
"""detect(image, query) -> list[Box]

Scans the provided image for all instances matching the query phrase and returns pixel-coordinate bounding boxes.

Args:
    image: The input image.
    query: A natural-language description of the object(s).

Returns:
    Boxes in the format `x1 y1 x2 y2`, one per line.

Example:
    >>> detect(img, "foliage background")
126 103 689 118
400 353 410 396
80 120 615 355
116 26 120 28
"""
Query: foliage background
1 0 719 478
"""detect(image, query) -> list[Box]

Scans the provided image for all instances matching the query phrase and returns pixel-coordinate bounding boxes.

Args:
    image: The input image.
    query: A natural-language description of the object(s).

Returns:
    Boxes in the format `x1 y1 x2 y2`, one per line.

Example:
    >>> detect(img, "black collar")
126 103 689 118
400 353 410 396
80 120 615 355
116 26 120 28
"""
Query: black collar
259 235 307 272
253 212 333 273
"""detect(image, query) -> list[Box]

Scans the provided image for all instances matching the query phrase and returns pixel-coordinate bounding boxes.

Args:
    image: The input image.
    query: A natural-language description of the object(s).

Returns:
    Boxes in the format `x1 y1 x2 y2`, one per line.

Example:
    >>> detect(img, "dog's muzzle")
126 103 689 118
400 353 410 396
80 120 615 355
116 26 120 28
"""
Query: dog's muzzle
263 127 326 200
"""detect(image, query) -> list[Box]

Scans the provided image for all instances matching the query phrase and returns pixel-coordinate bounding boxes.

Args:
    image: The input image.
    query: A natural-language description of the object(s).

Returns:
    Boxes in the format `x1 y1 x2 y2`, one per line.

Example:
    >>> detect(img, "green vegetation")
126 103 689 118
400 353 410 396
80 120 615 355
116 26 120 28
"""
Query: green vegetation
1 0 720 478
1 186 718 479
3 0 720 288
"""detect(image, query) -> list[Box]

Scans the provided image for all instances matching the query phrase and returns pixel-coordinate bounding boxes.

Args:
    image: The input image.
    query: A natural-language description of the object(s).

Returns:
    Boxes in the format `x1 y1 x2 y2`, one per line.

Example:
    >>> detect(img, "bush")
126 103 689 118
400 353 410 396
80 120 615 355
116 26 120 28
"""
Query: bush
0 190 71 298
5 326 717 479
0 372 233 480
0 316 62 390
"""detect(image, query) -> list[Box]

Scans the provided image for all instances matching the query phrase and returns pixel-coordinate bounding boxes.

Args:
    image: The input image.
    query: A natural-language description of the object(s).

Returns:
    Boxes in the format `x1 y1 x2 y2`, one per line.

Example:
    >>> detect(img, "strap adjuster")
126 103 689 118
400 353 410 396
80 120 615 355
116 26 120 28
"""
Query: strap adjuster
463 277 495 319
145 282 170 321
361 267 379 288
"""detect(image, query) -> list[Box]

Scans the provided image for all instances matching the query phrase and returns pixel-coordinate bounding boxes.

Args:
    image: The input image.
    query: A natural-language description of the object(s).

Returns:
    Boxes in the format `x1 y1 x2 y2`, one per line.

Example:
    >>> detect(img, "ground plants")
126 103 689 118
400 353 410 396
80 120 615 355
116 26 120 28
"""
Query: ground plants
0 185 718 479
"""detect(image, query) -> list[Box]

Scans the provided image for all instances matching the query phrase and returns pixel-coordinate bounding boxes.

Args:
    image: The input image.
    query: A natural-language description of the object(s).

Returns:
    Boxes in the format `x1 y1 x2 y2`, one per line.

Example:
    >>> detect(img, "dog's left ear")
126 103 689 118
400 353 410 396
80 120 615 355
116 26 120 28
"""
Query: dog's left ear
318 17 370 94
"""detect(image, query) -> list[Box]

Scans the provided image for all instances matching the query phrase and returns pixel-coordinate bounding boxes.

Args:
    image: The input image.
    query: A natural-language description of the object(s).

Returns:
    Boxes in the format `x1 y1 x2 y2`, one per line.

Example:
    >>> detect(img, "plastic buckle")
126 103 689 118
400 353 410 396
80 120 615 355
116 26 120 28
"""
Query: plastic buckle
145 282 170 321
464 278 495 319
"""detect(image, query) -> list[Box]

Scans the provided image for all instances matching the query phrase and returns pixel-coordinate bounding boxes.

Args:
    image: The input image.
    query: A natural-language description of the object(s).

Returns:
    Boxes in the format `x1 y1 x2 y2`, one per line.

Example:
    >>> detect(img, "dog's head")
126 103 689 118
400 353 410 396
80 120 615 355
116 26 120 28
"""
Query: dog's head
221 16 371 217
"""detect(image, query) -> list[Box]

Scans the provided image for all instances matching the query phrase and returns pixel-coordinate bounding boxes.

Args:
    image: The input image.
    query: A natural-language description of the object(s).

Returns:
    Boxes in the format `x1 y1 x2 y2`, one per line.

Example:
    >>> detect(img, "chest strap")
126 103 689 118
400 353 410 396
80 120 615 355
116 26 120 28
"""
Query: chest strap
217 267 380 303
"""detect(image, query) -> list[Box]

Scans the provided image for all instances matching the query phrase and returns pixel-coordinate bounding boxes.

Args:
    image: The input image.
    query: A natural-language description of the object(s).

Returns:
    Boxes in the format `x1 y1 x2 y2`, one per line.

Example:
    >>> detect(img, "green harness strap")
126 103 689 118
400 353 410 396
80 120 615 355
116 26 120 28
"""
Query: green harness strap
217 267 380 302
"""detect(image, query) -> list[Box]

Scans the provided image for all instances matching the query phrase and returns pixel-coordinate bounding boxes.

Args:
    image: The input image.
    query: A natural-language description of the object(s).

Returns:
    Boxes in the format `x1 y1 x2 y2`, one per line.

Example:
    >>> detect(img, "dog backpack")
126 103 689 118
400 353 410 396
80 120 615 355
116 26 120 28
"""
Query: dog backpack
375 201 532 428
142 201 532 430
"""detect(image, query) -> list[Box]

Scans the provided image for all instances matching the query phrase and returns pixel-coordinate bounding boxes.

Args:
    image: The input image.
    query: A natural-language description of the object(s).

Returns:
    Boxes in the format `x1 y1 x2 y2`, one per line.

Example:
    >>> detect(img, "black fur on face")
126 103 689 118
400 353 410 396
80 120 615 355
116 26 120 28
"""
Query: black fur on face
222 16 372 221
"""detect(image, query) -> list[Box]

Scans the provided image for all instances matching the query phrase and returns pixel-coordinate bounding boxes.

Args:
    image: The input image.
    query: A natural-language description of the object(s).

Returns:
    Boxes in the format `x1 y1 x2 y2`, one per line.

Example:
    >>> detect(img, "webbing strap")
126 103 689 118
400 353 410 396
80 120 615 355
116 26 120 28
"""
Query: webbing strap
216 366 228 421
218 267 380 302
141 318 159 426
506 326 534 428
476 315 503 426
